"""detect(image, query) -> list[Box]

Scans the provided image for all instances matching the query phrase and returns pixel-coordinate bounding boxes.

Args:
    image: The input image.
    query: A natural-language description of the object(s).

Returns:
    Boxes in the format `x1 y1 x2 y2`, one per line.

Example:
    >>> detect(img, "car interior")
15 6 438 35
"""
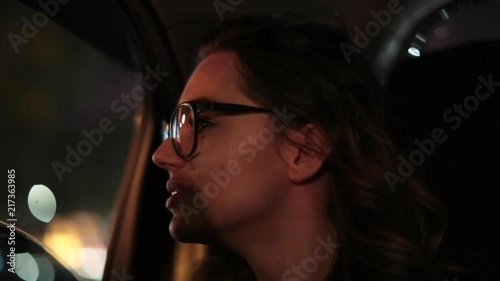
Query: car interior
1 0 499 280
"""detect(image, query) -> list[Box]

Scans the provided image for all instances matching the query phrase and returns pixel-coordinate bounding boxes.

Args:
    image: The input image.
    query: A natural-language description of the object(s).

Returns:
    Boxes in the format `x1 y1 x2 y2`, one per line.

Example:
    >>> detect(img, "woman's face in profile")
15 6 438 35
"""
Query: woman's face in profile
153 51 290 244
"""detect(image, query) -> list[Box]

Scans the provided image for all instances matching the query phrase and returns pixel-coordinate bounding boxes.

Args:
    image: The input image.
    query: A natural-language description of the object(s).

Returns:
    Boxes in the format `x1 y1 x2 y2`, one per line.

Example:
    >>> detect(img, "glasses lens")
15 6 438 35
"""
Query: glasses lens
171 105 195 157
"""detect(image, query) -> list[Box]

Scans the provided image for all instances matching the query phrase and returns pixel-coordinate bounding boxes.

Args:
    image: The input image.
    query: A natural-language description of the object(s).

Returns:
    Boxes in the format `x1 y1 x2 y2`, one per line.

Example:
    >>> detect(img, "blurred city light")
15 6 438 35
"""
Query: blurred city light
16 252 39 281
42 212 107 280
34 256 55 281
28 184 57 223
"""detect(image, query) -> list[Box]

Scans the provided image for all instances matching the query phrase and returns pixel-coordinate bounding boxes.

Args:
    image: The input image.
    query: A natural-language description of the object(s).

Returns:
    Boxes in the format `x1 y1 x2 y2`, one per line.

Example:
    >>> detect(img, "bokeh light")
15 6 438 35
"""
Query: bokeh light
16 253 39 281
28 184 57 223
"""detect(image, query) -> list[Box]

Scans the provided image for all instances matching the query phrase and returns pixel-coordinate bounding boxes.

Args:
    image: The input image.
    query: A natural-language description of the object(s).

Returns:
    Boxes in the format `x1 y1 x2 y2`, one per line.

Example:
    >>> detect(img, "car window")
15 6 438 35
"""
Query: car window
1 1 142 279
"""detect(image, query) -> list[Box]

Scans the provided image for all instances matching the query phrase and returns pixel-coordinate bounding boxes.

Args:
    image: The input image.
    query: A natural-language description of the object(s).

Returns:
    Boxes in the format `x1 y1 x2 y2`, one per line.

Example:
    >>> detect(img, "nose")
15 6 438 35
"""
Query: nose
152 137 184 171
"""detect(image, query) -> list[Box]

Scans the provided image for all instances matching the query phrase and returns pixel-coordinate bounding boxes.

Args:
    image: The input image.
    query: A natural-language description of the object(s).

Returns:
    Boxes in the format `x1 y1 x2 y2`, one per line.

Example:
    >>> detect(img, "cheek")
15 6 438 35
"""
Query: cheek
195 133 288 228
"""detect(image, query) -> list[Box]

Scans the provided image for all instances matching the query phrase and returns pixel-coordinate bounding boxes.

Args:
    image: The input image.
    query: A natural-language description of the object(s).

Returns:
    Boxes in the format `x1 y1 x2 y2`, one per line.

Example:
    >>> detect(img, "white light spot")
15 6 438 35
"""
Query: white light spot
77 247 107 280
415 33 427 43
16 253 39 281
408 47 421 57
28 184 57 223
439 8 450 20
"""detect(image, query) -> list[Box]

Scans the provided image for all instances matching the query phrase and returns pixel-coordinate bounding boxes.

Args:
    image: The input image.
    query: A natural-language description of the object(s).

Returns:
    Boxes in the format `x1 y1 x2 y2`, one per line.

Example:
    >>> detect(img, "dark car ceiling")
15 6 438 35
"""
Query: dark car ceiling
150 0 347 81
16 0 390 82
149 0 395 82
152 0 345 28
16 0 141 70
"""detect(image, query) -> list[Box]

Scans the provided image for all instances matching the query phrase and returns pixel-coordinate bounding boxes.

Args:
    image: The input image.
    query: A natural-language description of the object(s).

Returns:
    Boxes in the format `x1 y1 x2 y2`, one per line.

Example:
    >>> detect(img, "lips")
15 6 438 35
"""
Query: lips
166 181 178 194
166 180 194 194
165 179 195 209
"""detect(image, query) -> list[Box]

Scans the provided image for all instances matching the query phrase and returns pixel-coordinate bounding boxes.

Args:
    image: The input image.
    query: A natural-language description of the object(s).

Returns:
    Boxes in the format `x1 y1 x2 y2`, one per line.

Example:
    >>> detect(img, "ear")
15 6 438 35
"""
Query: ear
280 124 331 183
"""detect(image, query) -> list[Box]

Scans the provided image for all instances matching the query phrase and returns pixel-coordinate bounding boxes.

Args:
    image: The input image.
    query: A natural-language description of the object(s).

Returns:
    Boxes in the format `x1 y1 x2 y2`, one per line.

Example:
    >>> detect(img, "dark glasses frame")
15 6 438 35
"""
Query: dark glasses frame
164 100 273 158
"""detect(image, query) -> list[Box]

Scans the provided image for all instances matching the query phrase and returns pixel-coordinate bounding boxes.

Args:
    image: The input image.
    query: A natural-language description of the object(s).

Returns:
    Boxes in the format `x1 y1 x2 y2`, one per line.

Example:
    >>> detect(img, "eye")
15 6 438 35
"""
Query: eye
197 119 214 132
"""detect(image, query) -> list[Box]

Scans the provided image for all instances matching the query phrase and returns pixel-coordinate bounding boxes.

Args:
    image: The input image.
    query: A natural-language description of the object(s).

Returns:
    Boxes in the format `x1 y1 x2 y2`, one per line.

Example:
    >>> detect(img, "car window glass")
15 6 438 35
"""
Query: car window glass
1 1 142 280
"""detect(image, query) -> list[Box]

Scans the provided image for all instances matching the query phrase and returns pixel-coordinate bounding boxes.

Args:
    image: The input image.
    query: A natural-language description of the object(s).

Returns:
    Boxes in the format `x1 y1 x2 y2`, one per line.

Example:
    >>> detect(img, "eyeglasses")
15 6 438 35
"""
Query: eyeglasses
162 100 273 158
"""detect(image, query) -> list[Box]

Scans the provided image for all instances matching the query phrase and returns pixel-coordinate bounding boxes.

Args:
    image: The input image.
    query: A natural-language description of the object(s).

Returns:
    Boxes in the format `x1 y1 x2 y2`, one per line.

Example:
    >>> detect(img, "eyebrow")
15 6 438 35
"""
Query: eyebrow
198 110 226 118
177 97 217 105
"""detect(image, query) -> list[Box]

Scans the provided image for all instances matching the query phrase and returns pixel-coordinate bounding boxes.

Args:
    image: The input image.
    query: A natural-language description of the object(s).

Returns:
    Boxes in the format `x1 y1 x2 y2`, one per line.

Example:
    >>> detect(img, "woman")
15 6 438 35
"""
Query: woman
152 11 447 281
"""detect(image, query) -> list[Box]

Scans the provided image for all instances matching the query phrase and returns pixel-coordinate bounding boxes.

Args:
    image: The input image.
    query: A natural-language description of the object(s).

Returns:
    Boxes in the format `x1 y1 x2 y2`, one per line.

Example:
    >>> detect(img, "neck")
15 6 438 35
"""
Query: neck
220 185 339 281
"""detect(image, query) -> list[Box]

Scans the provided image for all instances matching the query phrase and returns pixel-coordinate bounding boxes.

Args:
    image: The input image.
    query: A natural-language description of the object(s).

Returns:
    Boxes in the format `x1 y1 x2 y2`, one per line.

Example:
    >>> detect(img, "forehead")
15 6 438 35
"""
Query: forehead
178 51 254 105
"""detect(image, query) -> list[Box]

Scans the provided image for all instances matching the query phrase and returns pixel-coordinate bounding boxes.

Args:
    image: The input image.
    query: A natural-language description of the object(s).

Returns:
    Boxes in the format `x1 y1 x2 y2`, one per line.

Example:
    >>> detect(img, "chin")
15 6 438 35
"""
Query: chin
168 210 216 244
